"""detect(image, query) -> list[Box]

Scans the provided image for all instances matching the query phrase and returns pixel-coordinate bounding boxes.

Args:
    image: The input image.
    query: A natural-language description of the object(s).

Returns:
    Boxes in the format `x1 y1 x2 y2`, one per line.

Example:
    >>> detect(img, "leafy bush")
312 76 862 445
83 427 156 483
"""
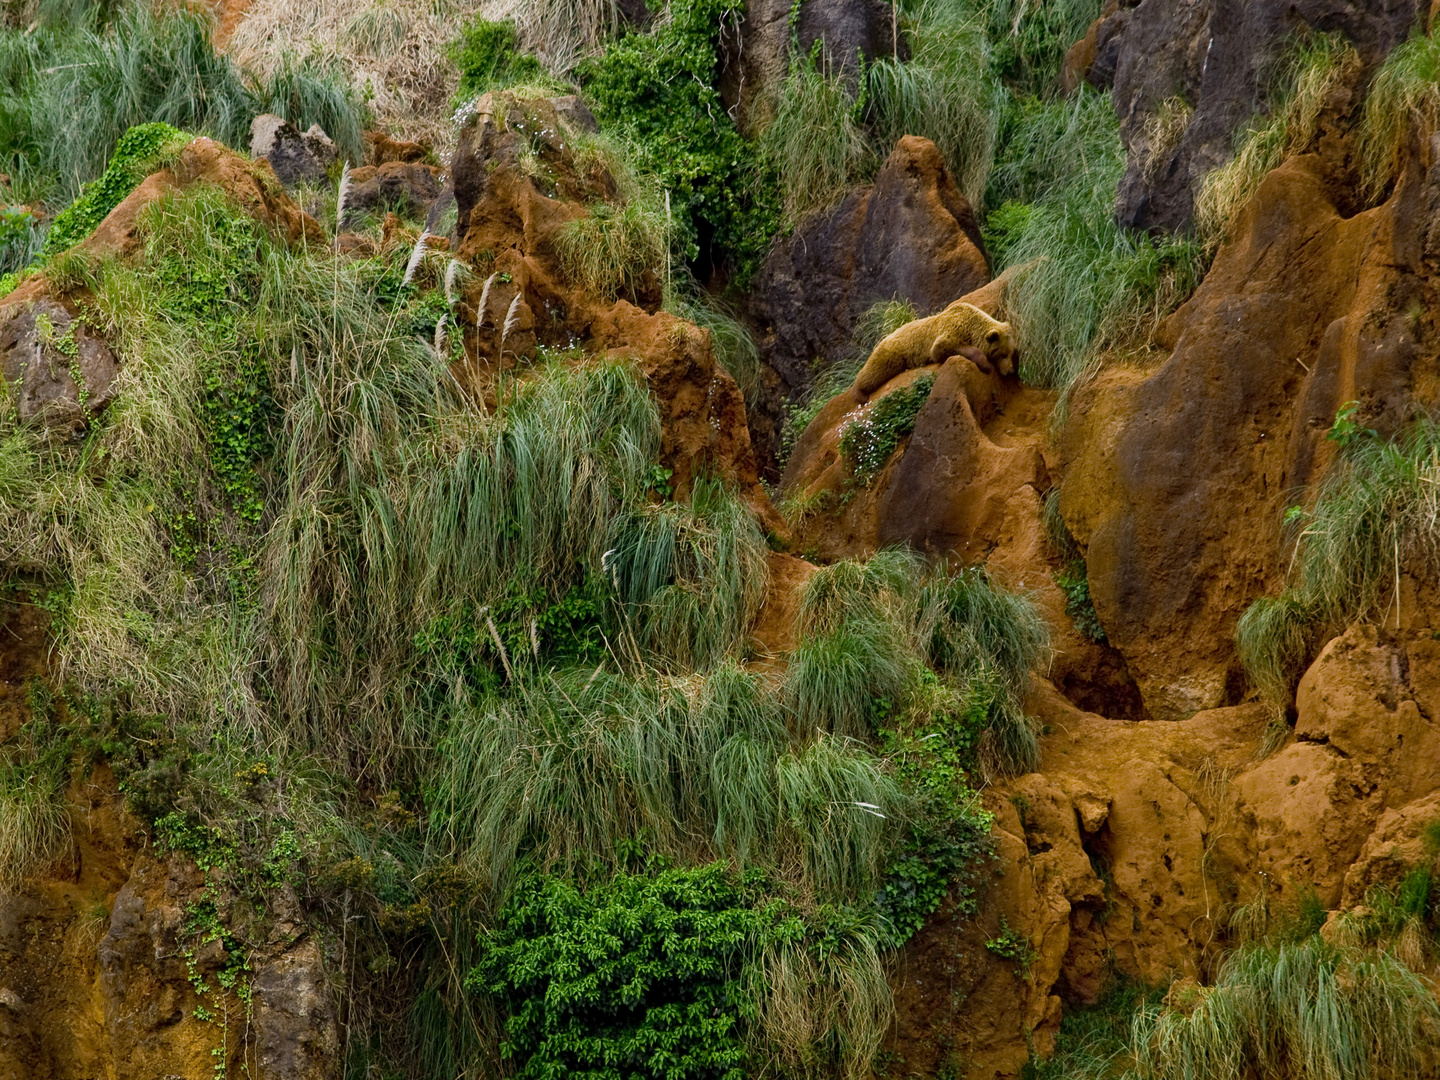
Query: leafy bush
469 863 782 1080
450 18 546 102
1056 559 1105 643
839 374 935 484
580 0 780 280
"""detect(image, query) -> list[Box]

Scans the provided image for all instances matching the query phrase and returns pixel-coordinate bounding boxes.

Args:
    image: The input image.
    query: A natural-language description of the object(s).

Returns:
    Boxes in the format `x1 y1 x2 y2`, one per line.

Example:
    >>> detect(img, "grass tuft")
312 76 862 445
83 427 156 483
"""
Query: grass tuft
554 135 671 299
1237 416 1440 707
1359 32 1440 203
866 1 998 208
985 87 1207 395
1132 937 1440 1080
1195 32 1357 246
760 53 873 229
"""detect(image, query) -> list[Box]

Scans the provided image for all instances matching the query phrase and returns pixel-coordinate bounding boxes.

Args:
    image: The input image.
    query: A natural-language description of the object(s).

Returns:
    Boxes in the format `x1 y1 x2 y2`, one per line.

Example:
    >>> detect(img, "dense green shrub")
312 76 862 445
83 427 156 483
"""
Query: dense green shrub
469 863 784 1080
450 18 546 102
580 0 780 280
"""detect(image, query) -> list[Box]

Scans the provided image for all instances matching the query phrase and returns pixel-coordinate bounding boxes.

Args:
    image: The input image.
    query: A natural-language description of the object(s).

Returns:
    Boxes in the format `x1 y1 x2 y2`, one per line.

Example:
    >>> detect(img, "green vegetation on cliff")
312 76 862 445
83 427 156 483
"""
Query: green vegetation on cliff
0 177 1049 1076
0 1 361 256
1237 414 1440 709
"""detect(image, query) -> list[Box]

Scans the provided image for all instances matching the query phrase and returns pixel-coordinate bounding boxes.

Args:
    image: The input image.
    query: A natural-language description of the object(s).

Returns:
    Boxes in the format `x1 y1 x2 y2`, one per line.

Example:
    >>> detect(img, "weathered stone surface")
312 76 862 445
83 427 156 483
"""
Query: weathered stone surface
718 0 903 132
0 298 118 437
1089 0 1420 230
750 135 989 401
249 114 339 187
363 129 431 166
341 161 444 225
551 94 599 134
1057 136 1440 720
253 941 340 1080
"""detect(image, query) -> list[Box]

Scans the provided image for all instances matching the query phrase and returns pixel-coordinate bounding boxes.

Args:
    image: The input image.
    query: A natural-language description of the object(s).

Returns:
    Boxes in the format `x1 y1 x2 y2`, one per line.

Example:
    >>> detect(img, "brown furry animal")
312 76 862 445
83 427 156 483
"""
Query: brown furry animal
852 302 1015 399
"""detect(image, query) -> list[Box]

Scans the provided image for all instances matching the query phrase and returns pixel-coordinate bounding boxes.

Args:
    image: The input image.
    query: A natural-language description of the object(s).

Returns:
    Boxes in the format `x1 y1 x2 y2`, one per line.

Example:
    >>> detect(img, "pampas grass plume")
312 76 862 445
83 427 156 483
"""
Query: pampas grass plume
402 229 431 287
335 161 352 229
476 271 499 328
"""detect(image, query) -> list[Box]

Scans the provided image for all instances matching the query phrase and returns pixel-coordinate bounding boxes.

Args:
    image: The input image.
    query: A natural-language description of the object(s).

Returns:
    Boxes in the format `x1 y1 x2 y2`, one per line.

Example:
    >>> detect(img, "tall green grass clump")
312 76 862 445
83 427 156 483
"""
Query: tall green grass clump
0 704 73 892
608 477 770 669
866 1 998 208
1195 32 1357 246
554 134 672 299
1131 937 1440 1080
985 87 1206 393
0 206 41 277
0 2 363 213
760 52 874 228
1359 32 1440 203
785 549 1049 773
424 664 898 898
759 1 998 226
1237 415 1440 707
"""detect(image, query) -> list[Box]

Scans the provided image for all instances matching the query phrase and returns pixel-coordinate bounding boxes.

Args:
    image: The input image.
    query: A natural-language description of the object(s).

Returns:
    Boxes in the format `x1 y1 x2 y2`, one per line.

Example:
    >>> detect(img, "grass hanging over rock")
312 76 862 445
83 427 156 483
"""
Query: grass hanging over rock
984 86 1206 394
786 548 1050 775
1131 937 1440 1080
1194 31 1357 246
759 53 874 229
1237 414 1440 708
865 1 998 208
1358 31 1440 203
554 133 672 299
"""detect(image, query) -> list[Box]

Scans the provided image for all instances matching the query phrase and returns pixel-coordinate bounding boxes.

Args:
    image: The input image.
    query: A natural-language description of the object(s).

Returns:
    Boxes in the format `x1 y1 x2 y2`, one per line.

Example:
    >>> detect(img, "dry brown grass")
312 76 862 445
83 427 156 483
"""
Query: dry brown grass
227 0 468 148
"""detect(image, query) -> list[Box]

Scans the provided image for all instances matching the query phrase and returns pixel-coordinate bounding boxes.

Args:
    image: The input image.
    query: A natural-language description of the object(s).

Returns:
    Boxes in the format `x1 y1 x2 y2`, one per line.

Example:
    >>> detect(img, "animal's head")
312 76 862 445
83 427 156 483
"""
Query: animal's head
983 321 1017 376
